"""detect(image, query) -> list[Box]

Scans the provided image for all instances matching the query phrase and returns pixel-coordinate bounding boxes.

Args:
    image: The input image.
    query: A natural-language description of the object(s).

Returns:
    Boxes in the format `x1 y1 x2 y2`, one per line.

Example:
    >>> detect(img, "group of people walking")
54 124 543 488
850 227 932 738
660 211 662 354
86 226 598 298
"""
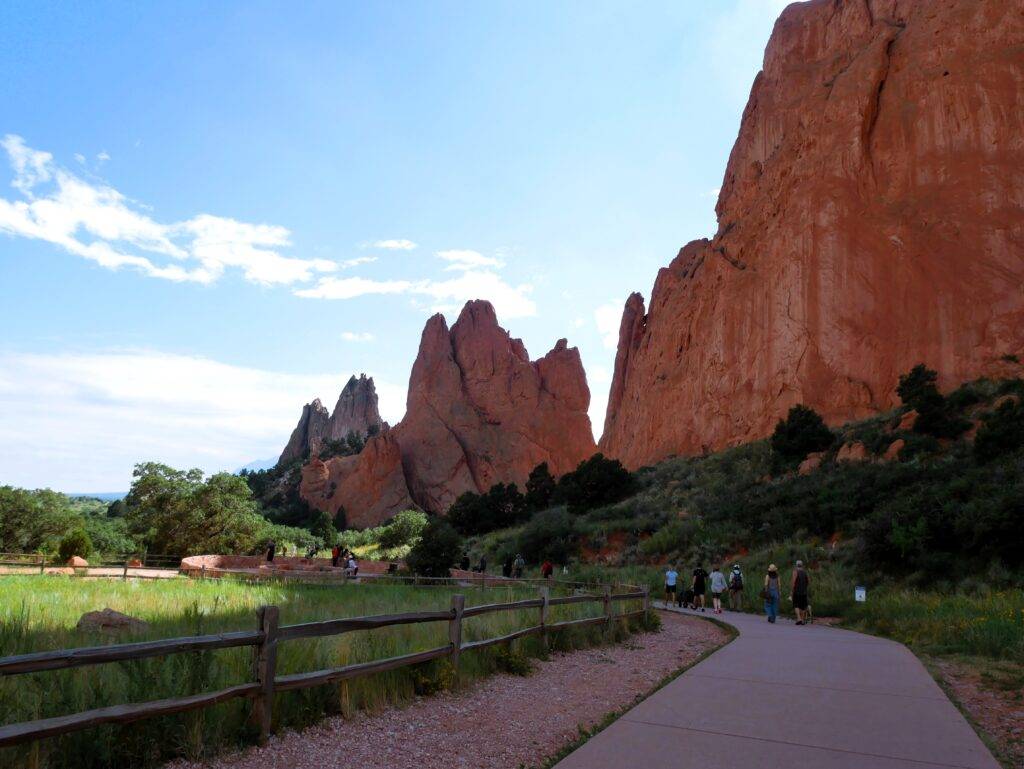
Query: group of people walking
665 560 811 624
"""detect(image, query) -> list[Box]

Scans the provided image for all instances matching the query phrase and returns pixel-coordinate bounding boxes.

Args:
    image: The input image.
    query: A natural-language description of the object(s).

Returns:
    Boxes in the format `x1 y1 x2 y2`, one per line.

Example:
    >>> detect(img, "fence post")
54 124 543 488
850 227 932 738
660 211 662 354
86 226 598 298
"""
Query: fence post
252 605 280 744
448 594 465 678
38 555 45 575
539 586 550 651
642 586 650 618
603 584 612 636
122 559 129 581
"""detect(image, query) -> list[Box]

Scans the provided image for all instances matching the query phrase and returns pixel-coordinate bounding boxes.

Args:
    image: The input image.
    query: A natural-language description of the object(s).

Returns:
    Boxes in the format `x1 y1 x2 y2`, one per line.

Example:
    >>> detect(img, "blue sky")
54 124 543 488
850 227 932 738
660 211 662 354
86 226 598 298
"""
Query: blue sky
0 0 788 492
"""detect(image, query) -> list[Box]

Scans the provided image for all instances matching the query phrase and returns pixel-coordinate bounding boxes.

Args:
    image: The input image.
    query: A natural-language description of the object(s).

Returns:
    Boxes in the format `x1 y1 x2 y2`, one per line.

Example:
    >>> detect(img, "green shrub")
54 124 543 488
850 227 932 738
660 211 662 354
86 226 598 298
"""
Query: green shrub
492 646 533 675
58 529 92 562
525 462 557 511
405 518 463 577
974 398 1024 462
377 509 428 549
897 364 969 438
516 507 578 564
554 453 636 514
446 483 528 536
770 405 834 465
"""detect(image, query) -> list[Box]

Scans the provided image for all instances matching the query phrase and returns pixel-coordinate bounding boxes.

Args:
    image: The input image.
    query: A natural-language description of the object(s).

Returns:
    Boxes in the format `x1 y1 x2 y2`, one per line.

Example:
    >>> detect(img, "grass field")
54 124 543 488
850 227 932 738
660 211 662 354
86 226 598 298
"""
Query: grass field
0 575 646 769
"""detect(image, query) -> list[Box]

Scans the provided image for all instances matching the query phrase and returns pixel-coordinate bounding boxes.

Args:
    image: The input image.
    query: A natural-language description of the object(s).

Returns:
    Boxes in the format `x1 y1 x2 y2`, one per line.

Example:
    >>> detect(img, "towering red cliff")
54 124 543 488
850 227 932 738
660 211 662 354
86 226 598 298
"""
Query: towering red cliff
601 0 1024 468
300 300 597 525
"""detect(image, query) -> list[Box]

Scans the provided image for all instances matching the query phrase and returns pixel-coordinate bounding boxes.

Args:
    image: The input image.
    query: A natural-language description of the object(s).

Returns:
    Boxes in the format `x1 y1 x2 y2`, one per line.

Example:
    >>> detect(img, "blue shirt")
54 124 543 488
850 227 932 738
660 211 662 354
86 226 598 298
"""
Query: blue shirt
665 570 678 586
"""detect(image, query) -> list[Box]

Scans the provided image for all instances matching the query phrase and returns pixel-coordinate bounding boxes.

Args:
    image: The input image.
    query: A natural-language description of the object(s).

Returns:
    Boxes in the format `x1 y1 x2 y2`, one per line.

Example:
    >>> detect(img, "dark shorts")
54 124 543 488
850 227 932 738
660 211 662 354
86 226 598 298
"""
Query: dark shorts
793 593 809 610
665 583 676 593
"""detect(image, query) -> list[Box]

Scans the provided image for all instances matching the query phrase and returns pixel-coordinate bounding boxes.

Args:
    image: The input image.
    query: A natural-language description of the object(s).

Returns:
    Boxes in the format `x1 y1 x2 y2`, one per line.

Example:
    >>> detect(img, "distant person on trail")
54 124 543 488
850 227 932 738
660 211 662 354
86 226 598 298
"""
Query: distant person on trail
331 545 340 568
764 564 781 623
502 556 513 578
791 560 811 625
728 564 744 610
709 565 728 614
513 554 525 579
461 555 471 571
477 555 487 573
664 565 679 604
266 541 276 563
692 564 708 611
345 556 358 577
541 560 554 579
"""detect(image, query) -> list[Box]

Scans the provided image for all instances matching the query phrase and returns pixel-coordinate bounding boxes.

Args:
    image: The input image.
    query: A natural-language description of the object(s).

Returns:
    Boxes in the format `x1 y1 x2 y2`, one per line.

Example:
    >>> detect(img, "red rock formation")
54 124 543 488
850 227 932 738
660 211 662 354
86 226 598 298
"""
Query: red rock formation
601 0 1024 469
279 375 385 465
300 300 597 525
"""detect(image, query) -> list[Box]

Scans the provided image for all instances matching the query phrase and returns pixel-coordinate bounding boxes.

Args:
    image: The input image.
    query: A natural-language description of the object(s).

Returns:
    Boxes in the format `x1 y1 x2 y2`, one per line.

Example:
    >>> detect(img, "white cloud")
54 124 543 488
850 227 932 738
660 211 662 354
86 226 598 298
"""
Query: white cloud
0 349 406 491
341 255 377 268
97 150 110 163
0 135 336 286
436 248 504 271
594 302 622 350
340 331 375 342
297 269 536 319
371 238 417 250
74 153 86 165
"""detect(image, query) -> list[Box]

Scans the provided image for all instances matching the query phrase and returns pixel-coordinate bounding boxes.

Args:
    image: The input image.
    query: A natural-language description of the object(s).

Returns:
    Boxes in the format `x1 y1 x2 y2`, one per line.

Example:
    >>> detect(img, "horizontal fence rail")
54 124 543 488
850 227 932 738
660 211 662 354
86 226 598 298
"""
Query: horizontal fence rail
0 584 649 749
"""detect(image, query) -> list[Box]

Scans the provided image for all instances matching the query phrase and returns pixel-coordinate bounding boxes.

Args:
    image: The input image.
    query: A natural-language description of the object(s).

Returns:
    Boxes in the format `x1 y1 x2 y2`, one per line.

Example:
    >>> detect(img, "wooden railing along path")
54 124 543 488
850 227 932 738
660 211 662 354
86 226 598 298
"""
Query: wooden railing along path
0 585 650 749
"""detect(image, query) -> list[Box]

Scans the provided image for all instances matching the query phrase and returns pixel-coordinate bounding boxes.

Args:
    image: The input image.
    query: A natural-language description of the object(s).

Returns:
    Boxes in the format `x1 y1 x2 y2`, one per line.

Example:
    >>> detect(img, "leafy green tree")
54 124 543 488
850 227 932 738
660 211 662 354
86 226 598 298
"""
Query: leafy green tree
974 398 1024 462
125 463 268 555
377 510 428 549
896 364 968 438
554 453 635 514
58 529 93 562
0 486 78 553
516 507 578 564
770 404 834 464
309 510 337 548
405 518 463 577
525 462 557 511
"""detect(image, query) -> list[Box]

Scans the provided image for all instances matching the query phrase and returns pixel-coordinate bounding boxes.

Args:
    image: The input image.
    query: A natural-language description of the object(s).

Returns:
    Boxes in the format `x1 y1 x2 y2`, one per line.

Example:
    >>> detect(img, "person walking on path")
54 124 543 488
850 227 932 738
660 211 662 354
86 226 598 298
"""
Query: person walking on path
691 564 708 611
664 564 679 604
728 563 744 610
266 540 276 563
331 544 340 568
513 553 526 579
541 560 553 579
791 559 811 625
709 565 728 614
477 555 487 573
502 555 513 578
763 564 781 623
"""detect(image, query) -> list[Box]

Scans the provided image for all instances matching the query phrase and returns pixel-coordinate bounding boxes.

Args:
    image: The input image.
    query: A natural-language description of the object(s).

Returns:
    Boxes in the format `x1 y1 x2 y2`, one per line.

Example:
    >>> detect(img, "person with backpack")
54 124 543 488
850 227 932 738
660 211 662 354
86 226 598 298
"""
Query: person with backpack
791 559 811 625
763 564 781 623
513 553 525 579
664 564 679 604
728 563 744 610
691 564 708 611
708 564 728 614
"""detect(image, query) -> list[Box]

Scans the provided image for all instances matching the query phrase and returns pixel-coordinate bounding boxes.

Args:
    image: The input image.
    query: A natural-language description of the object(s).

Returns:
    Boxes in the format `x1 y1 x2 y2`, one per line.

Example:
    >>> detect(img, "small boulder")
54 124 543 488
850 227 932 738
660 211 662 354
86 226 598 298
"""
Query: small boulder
76 608 148 635
67 555 89 568
836 441 869 463
897 409 918 431
127 558 143 568
882 439 905 461
798 451 825 475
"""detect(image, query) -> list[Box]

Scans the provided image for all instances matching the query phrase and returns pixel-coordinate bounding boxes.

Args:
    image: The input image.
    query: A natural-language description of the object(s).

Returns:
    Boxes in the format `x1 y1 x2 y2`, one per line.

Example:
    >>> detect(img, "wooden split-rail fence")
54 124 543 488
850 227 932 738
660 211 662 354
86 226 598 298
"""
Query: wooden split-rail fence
0 585 650 749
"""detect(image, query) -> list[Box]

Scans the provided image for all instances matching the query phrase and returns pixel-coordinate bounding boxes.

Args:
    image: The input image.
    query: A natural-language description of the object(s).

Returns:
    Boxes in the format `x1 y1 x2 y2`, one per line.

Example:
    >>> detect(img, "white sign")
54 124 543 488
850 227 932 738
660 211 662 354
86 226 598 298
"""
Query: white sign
854 585 867 602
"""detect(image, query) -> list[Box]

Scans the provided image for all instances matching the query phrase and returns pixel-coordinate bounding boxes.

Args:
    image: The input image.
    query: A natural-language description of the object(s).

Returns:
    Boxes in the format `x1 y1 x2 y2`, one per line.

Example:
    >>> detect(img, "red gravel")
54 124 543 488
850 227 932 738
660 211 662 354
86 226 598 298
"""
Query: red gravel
169 612 726 769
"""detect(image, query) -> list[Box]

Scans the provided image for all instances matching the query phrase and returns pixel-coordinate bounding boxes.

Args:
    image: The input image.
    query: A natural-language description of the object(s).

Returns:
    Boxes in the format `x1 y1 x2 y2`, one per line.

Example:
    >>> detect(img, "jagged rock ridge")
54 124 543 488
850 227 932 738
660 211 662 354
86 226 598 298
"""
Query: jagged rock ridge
278 374 385 465
600 0 1024 469
300 300 597 527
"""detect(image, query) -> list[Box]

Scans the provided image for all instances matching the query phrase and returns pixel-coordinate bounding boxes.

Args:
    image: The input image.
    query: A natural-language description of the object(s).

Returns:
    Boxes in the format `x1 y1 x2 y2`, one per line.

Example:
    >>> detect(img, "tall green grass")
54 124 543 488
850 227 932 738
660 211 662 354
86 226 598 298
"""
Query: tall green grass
0 575 646 769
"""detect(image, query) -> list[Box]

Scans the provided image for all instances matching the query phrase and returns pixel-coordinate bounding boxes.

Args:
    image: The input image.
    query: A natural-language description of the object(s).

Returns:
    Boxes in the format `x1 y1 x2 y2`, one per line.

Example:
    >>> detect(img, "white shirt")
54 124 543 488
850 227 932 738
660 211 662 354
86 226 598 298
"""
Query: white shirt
665 570 678 586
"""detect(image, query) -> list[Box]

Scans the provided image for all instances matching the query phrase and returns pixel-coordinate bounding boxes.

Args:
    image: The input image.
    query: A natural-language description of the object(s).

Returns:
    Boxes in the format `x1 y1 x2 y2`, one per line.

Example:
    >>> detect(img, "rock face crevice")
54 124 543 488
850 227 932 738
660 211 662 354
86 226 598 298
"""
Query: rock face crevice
300 300 597 526
601 0 1024 469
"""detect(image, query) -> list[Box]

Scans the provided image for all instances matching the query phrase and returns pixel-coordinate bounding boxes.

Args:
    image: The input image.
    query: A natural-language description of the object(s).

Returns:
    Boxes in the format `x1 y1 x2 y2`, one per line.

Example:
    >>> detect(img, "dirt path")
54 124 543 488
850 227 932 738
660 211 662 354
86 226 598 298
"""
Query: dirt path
169 613 726 769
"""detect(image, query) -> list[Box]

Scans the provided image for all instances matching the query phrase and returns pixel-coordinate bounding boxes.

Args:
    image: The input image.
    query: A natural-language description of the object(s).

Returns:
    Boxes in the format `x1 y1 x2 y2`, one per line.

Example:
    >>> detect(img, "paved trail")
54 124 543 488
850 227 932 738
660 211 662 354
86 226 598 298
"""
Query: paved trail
554 604 1000 769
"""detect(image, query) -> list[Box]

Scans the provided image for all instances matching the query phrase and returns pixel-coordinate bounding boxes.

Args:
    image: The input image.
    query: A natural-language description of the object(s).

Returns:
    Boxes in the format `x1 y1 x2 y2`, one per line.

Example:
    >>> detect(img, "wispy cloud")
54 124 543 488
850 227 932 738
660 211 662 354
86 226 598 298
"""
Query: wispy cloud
371 238 417 250
340 331 375 342
0 349 406 490
296 270 536 319
341 255 377 268
594 302 622 350
436 248 504 271
0 135 337 286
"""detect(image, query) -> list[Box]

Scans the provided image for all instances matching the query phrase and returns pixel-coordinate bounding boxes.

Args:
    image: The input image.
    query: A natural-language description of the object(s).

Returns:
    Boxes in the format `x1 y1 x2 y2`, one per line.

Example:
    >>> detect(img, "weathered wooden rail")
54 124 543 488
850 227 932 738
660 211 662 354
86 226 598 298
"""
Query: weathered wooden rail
0 586 650 748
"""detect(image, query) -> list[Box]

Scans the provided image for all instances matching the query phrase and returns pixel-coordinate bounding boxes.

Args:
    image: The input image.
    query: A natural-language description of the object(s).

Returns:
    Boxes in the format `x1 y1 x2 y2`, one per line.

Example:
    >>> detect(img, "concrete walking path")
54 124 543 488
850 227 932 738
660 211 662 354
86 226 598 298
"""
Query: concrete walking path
553 604 1000 769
